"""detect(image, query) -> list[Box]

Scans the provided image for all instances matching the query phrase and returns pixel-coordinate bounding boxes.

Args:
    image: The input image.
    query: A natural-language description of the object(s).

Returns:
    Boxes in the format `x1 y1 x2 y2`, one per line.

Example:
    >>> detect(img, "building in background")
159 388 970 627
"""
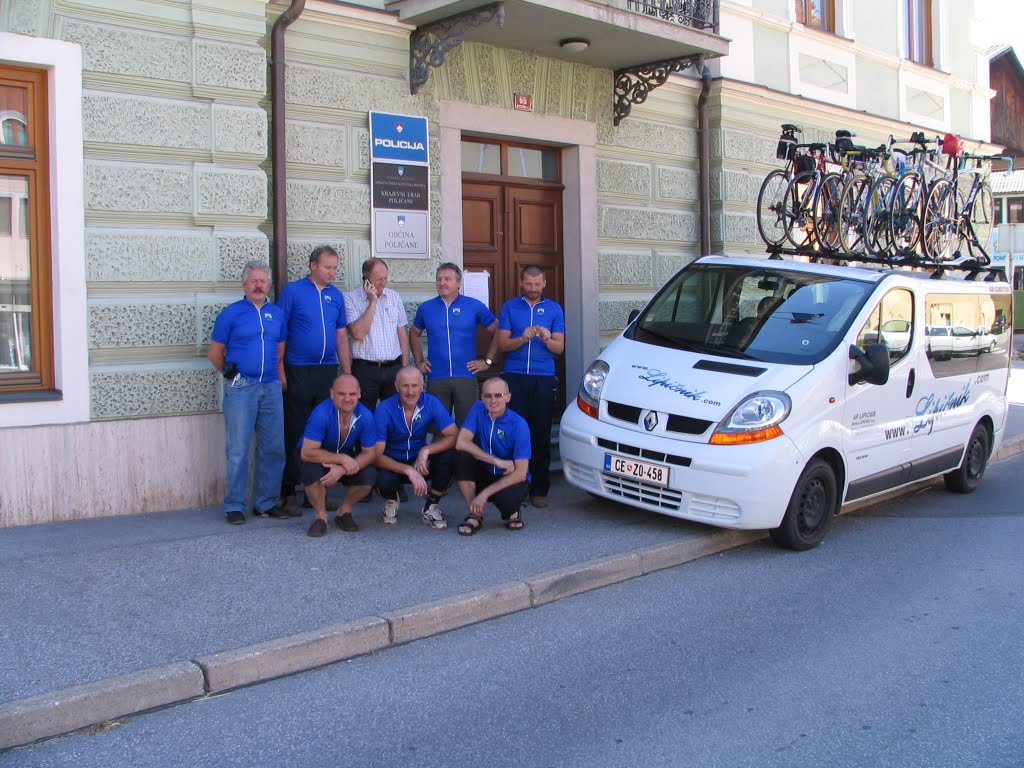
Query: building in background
0 0 1000 525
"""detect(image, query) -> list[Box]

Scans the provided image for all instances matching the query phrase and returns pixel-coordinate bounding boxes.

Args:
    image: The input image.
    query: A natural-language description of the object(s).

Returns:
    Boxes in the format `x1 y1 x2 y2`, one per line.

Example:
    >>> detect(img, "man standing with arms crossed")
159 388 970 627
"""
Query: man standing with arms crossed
344 257 410 409
410 262 499 424
497 265 565 508
298 374 376 537
278 246 351 507
207 261 288 524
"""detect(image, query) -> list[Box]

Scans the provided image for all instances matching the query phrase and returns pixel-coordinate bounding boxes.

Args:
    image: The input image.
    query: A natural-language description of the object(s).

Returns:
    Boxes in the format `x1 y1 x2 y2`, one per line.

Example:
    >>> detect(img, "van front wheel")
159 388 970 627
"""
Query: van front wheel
770 459 836 551
943 424 989 493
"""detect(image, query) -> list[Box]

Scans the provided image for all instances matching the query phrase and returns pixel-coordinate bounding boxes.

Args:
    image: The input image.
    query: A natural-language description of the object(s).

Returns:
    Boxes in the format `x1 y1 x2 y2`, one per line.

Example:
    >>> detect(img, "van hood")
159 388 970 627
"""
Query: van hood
599 339 812 423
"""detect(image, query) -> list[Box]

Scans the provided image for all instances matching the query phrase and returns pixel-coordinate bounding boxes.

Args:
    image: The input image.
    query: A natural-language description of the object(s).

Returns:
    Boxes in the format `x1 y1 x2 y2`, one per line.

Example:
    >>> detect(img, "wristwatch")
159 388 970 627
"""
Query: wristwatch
484 358 493 366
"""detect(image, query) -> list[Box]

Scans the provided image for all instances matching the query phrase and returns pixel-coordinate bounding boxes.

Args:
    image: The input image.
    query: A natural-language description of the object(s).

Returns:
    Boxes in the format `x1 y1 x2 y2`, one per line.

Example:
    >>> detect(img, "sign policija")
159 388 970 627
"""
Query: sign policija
369 111 430 259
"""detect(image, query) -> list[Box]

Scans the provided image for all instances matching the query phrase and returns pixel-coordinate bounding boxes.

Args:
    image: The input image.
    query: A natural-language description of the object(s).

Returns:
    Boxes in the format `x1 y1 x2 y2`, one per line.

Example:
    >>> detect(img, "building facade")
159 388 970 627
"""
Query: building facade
0 0 997 526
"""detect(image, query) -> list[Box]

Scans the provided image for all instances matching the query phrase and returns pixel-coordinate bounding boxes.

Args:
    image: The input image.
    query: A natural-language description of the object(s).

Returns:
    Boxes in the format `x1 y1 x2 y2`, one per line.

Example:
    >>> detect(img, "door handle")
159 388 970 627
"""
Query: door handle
905 368 915 398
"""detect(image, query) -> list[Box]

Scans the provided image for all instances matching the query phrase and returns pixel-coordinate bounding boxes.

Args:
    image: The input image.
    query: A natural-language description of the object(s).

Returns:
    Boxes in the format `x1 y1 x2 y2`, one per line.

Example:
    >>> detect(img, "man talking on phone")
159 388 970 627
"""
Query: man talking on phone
344 257 410 409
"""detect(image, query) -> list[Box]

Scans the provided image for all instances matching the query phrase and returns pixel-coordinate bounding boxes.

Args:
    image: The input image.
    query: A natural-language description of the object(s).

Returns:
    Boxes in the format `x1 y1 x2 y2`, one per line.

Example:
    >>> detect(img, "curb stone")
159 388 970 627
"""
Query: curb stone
0 661 204 751
3 437 1022 751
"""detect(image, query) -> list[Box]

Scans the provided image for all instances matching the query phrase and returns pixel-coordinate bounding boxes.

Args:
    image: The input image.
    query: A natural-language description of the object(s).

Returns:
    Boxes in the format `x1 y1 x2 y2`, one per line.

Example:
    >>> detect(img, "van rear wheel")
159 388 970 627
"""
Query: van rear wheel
943 424 989 493
770 459 836 551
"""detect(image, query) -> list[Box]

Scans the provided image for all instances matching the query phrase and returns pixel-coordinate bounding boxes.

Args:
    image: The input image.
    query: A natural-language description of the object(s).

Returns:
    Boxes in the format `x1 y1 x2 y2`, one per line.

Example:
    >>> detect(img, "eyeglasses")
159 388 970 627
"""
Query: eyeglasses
481 393 508 399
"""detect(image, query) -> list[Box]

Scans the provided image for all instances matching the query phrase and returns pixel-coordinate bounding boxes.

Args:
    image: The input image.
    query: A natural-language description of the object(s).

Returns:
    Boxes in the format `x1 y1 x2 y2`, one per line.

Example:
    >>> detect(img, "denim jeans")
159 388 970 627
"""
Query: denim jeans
222 376 285 514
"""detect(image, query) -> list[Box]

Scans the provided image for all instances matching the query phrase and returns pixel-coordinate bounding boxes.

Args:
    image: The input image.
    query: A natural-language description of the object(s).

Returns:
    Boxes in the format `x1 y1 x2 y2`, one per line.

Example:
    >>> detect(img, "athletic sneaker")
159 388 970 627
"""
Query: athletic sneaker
421 501 447 531
381 499 399 525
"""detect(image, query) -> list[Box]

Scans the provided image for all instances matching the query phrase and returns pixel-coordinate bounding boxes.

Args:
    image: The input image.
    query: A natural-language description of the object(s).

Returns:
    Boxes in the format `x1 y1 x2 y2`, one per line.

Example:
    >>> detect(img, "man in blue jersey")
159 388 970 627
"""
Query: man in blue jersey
373 366 458 530
278 246 352 508
207 261 288 525
497 265 565 508
298 374 377 537
455 376 531 535
410 262 499 425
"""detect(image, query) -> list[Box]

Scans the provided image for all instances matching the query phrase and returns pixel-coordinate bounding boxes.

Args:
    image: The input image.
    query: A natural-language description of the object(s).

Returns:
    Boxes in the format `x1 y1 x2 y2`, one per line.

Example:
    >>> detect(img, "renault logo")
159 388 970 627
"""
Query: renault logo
643 410 659 431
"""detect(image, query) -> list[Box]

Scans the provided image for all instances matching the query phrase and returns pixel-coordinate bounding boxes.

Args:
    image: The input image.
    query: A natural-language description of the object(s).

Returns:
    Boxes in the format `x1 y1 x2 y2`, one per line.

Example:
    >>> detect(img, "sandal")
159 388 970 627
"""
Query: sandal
504 508 525 531
458 514 483 536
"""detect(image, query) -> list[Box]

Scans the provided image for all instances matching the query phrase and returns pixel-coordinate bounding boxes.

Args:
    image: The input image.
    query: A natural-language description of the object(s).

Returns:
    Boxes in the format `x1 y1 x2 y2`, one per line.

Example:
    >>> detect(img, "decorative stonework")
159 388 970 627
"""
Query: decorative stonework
200 301 230 344
214 106 268 157
285 64 416 116
599 116 695 157
506 49 538 102
545 60 565 115
599 299 647 332
722 129 778 165
286 181 369 225
194 41 267 92
216 232 271 282
572 64 593 121
599 251 653 286
474 44 501 108
355 128 370 172
721 169 763 205
86 162 192 213
83 93 210 150
723 212 758 245
598 159 652 197
89 303 199 348
87 230 214 282
61 21 192 83
599 205 694 242
90 368 219 420
197 169 267 217
657 166 698 202
444 44 472 103
657 251 696 281
286 121 348 169
7 0 42 34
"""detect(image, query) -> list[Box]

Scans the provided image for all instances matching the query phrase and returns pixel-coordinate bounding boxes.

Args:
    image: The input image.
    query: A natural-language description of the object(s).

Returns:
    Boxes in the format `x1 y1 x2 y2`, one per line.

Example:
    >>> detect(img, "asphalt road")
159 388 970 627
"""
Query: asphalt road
8 453 1022 768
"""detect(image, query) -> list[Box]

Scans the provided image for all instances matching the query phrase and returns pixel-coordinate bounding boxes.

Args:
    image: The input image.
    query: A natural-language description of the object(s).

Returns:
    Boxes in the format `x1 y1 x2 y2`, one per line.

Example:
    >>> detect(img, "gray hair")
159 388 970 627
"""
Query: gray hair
242 261 271 282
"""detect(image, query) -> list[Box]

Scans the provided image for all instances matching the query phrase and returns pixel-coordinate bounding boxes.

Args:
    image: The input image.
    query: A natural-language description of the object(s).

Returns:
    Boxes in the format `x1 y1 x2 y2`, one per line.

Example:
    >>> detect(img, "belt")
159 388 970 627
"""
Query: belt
353 356 403 368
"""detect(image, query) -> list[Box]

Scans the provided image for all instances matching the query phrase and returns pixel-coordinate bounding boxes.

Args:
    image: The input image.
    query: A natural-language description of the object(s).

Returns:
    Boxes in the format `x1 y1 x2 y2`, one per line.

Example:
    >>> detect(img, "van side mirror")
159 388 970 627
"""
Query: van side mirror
627 308 641 325
848 343 890 386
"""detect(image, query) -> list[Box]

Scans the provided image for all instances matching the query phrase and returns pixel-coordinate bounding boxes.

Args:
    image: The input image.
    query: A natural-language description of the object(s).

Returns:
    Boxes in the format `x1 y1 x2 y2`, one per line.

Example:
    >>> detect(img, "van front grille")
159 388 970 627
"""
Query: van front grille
596 438 691 467
606 401 711 436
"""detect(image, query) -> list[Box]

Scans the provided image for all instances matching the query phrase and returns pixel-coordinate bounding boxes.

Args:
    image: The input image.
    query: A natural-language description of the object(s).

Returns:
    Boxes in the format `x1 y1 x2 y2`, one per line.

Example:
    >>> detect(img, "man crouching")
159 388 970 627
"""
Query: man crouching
455 376 531 535
299 374 377 537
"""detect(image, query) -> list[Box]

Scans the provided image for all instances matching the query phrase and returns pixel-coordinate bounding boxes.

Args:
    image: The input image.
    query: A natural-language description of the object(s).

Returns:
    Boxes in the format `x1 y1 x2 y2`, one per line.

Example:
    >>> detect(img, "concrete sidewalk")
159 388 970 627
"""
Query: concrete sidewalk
3 358 1023 751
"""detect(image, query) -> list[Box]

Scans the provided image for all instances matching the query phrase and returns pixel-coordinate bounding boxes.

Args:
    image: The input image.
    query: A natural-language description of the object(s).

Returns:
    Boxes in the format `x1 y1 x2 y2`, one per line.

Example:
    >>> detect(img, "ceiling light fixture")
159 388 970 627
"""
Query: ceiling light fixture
559 37 590 54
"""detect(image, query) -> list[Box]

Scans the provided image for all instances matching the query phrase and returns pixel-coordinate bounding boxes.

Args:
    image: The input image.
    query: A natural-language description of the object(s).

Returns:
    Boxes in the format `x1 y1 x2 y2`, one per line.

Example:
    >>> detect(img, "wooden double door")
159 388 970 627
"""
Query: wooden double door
463 175 565 412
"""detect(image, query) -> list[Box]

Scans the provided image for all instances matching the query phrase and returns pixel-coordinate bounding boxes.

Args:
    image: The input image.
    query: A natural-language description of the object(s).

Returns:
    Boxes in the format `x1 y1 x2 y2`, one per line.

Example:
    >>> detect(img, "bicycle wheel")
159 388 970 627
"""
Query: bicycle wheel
863 175 896 259
784 171 817 250
967 181 994 258
889 172 923 256
757 169 795 247
923 179 958 262
837 174 870 256
812 172 844 252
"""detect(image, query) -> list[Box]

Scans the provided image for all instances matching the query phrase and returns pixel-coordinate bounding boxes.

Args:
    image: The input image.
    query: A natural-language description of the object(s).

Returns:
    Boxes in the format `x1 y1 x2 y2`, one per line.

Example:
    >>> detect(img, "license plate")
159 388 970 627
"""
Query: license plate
604 454 669 486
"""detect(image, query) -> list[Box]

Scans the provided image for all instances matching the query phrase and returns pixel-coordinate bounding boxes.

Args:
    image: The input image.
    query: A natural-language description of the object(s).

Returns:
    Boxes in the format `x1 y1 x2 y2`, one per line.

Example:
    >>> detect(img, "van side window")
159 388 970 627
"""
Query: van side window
924 291 1011 377
856 288 913 363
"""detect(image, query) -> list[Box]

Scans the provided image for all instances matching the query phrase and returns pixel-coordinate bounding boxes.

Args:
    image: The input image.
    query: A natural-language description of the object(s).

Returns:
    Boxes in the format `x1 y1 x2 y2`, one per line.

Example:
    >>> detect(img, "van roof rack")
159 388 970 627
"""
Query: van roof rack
762 245 1008 281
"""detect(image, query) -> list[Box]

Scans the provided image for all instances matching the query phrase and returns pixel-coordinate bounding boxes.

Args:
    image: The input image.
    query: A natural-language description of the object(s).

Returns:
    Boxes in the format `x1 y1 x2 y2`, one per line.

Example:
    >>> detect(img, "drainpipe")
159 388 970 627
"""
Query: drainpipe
696 61 713 256
271 0 306 297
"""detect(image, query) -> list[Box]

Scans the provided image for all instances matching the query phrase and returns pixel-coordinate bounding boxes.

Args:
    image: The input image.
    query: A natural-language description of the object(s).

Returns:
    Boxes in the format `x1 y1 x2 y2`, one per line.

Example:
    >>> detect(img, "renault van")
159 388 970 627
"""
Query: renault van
560 256 1012 550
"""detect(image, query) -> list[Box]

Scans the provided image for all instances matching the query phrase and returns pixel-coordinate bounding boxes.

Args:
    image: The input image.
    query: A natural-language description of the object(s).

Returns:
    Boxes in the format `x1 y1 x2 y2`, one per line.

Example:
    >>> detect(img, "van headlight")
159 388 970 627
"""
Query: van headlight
576 360 609 419
710 391 791 445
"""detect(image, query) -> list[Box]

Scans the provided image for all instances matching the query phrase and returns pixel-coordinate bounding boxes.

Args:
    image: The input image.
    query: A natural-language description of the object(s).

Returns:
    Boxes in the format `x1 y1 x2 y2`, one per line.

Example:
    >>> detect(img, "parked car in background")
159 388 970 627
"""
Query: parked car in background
925 325 995 359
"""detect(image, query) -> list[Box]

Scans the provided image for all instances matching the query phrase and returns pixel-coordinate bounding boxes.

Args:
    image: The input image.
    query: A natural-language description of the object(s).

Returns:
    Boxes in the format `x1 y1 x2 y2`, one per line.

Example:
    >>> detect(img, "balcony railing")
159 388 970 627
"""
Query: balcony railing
621 0 716 31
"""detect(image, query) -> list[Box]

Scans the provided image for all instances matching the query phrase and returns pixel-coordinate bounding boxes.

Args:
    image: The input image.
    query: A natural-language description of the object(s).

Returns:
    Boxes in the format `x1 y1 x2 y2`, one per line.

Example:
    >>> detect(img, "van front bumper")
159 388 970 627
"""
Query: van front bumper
560 401 806 530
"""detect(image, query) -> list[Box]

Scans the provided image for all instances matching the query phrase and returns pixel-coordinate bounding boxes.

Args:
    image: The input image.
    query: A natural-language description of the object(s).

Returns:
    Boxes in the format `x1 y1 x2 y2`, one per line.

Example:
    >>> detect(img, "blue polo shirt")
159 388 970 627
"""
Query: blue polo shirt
279 277 347 366
498 296 565 376
374 392 455 462
412 295 497 379
461 400 531 477
300 399 375 455
211 298 286 382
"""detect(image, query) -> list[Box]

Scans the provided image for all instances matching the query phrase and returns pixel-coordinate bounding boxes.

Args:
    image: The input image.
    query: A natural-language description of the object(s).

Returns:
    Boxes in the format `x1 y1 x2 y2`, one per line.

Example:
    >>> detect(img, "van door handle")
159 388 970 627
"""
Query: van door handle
905 368 915 398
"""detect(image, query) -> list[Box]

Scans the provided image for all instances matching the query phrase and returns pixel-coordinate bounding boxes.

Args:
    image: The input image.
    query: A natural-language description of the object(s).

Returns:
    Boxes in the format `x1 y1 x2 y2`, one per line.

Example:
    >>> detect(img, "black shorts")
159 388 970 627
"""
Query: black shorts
301 460 376 488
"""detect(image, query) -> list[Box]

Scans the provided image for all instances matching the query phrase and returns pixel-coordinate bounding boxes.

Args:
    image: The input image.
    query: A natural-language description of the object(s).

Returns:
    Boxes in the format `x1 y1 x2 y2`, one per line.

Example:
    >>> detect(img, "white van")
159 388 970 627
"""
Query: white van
560 256 1012 550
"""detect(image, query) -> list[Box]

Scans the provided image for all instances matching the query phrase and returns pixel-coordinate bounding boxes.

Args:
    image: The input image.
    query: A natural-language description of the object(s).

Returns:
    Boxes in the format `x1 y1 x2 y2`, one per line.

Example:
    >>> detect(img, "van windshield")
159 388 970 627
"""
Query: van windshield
627 262 873 365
